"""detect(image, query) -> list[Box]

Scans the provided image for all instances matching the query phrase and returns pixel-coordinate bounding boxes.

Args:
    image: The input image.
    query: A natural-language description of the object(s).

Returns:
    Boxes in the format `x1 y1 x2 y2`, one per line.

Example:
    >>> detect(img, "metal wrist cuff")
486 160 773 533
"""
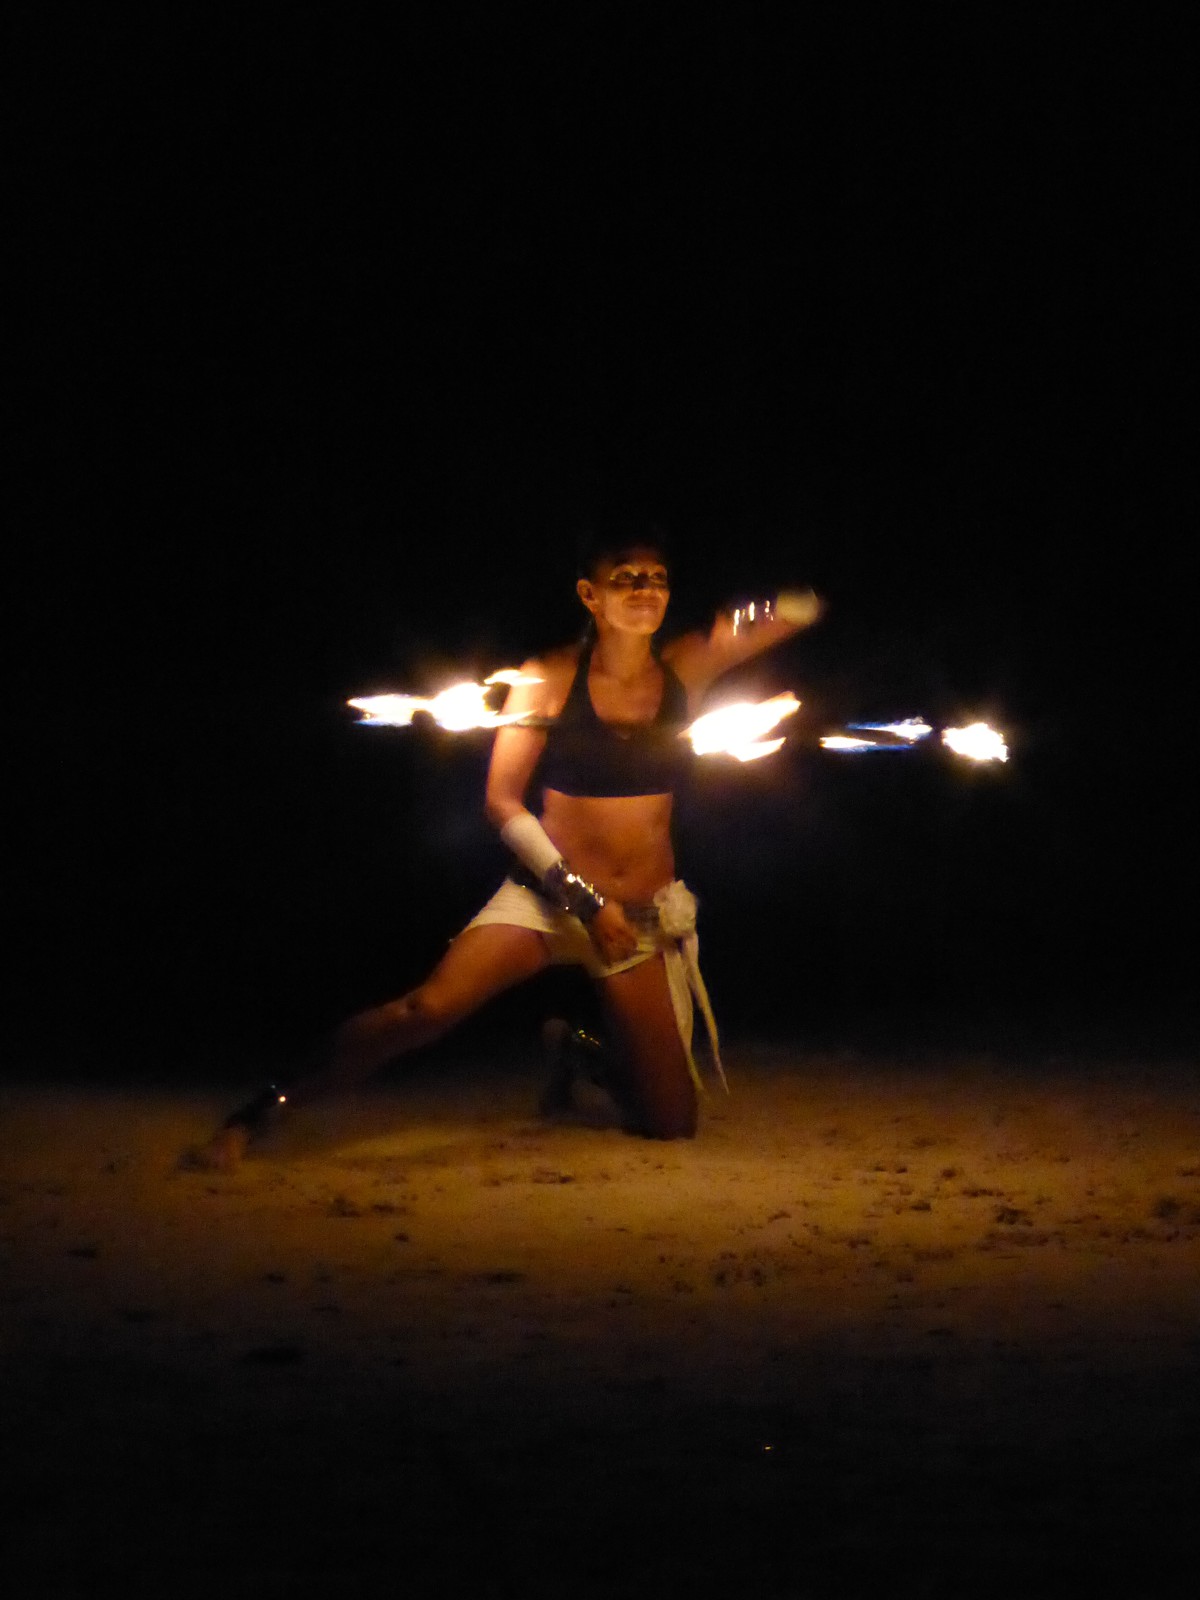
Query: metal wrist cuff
543 861 606 924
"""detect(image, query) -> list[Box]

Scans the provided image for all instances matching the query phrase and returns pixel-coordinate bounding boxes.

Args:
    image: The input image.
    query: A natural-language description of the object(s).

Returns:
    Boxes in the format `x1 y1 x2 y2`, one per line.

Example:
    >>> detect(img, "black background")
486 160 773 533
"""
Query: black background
11 5 1193 1079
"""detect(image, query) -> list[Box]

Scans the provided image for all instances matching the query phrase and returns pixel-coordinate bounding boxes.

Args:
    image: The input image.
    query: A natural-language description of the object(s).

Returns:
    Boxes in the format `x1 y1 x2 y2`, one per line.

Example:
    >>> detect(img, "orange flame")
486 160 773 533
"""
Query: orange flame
684 693 801 762
941 722 1009 763
349 669 542 731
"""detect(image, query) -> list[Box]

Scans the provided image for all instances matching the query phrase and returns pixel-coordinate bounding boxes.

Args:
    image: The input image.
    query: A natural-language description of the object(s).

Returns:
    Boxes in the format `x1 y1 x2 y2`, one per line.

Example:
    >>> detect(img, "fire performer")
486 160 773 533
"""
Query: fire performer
194 525 822 1167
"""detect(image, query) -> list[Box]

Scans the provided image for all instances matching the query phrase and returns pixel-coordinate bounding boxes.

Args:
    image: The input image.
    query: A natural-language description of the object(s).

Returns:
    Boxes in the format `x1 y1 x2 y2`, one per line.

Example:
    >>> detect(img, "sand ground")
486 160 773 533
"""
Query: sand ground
3 1045 1199 1598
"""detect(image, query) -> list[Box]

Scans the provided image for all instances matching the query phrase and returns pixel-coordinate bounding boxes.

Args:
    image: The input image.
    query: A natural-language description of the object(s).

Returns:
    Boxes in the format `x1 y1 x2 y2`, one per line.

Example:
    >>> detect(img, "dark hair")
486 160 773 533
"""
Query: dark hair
574 515 671 581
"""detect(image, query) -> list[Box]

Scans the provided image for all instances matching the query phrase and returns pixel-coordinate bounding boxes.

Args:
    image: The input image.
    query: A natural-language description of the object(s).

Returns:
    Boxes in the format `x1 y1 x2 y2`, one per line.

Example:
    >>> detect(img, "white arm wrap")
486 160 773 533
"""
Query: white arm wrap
499 811 606 923
500 811 565 878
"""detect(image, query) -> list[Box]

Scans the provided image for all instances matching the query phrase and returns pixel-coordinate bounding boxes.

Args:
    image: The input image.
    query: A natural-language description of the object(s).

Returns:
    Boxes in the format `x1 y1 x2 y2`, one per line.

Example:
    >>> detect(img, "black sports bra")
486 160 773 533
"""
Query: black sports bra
537 639 692 799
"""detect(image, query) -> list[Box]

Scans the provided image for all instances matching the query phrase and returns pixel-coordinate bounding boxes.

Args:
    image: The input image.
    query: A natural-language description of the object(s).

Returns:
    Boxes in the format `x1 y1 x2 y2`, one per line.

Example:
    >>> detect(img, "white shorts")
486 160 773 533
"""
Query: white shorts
464 876 664 979
462 877 726 1093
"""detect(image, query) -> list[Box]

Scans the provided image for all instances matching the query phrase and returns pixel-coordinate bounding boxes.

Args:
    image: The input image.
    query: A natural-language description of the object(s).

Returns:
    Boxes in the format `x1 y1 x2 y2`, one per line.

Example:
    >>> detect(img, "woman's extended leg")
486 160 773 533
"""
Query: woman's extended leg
599 954 698 1140
195 923 550 1167
289 923 550 1105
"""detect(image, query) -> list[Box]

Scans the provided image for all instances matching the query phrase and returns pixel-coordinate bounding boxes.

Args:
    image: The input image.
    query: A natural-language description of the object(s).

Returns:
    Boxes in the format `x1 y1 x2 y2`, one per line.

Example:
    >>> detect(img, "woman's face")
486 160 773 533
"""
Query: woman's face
577 546 671 636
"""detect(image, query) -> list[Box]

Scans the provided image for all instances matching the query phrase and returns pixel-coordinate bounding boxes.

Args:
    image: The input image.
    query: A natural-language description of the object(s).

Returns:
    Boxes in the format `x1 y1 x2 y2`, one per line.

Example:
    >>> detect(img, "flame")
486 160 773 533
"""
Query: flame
349 669 542 731
822 716 935 752
350 671 1008 769
941 721 1009 763
821 716 1009 763
820 734 879 751
684 692 801 762
849 718 933 742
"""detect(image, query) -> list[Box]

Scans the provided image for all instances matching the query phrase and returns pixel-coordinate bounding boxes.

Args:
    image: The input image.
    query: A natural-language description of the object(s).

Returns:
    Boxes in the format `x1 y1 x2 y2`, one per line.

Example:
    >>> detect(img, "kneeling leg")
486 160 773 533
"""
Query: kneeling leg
599 956 698 1140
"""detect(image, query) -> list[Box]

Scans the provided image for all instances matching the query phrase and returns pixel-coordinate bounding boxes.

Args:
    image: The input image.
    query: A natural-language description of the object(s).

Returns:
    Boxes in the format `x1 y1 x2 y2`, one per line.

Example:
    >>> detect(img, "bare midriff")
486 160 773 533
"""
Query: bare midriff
540 789 675 904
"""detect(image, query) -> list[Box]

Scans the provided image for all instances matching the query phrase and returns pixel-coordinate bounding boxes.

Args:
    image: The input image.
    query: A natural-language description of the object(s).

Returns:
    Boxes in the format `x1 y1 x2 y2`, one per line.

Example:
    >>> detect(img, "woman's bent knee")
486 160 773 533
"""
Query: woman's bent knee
348 987 461 1054
397 984 465 1039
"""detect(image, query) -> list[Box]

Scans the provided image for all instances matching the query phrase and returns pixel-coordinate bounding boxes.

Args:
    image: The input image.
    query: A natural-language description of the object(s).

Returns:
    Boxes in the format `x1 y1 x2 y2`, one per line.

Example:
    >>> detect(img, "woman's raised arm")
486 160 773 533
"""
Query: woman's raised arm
663 587 824 698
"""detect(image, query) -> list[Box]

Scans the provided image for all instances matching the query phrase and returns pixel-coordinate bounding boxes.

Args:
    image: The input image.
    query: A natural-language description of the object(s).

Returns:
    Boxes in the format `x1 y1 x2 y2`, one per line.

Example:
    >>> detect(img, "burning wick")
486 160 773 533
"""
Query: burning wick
849 718 933 741
821 717 1008 763
941 722 1009 763
820 718 934 753
820 734 883 752
683 693 801 763
348 669 543 732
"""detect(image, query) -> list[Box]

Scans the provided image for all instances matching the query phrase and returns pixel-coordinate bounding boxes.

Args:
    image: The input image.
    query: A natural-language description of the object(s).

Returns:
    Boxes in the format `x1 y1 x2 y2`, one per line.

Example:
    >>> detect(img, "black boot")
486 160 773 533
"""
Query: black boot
178 1082 291 1171
221 1083 290 1141
539 1020 612 1117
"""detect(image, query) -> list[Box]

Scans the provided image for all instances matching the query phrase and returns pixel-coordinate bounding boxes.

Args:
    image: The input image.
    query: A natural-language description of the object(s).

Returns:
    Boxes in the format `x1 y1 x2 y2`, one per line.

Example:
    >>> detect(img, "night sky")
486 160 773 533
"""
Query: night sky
12 7 1192 1078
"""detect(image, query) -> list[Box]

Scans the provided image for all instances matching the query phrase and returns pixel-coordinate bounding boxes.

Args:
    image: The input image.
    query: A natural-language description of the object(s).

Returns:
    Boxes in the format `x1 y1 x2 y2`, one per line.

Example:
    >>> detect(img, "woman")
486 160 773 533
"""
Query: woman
197 529 821 1167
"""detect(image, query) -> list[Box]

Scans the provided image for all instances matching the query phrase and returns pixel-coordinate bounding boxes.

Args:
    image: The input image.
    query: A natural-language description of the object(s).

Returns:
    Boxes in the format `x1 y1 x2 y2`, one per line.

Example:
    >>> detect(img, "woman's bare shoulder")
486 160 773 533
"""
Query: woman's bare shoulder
517 642 582 717
659 630 708 685
530 641 582 671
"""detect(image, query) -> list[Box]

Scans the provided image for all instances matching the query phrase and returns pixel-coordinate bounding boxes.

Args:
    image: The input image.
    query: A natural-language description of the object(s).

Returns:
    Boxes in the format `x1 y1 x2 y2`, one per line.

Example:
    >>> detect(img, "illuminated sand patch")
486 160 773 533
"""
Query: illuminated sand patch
3 1053 1198 1594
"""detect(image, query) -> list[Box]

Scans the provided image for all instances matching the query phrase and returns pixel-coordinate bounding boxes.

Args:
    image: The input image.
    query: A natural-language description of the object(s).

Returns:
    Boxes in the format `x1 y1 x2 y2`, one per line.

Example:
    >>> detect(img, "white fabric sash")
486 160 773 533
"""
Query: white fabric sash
652 882 727 1095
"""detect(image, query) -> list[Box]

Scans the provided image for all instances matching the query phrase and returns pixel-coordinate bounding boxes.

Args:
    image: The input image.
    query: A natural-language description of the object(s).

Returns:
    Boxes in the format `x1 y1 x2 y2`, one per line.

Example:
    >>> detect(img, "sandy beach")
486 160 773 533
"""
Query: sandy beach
3 1043 1198 1598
